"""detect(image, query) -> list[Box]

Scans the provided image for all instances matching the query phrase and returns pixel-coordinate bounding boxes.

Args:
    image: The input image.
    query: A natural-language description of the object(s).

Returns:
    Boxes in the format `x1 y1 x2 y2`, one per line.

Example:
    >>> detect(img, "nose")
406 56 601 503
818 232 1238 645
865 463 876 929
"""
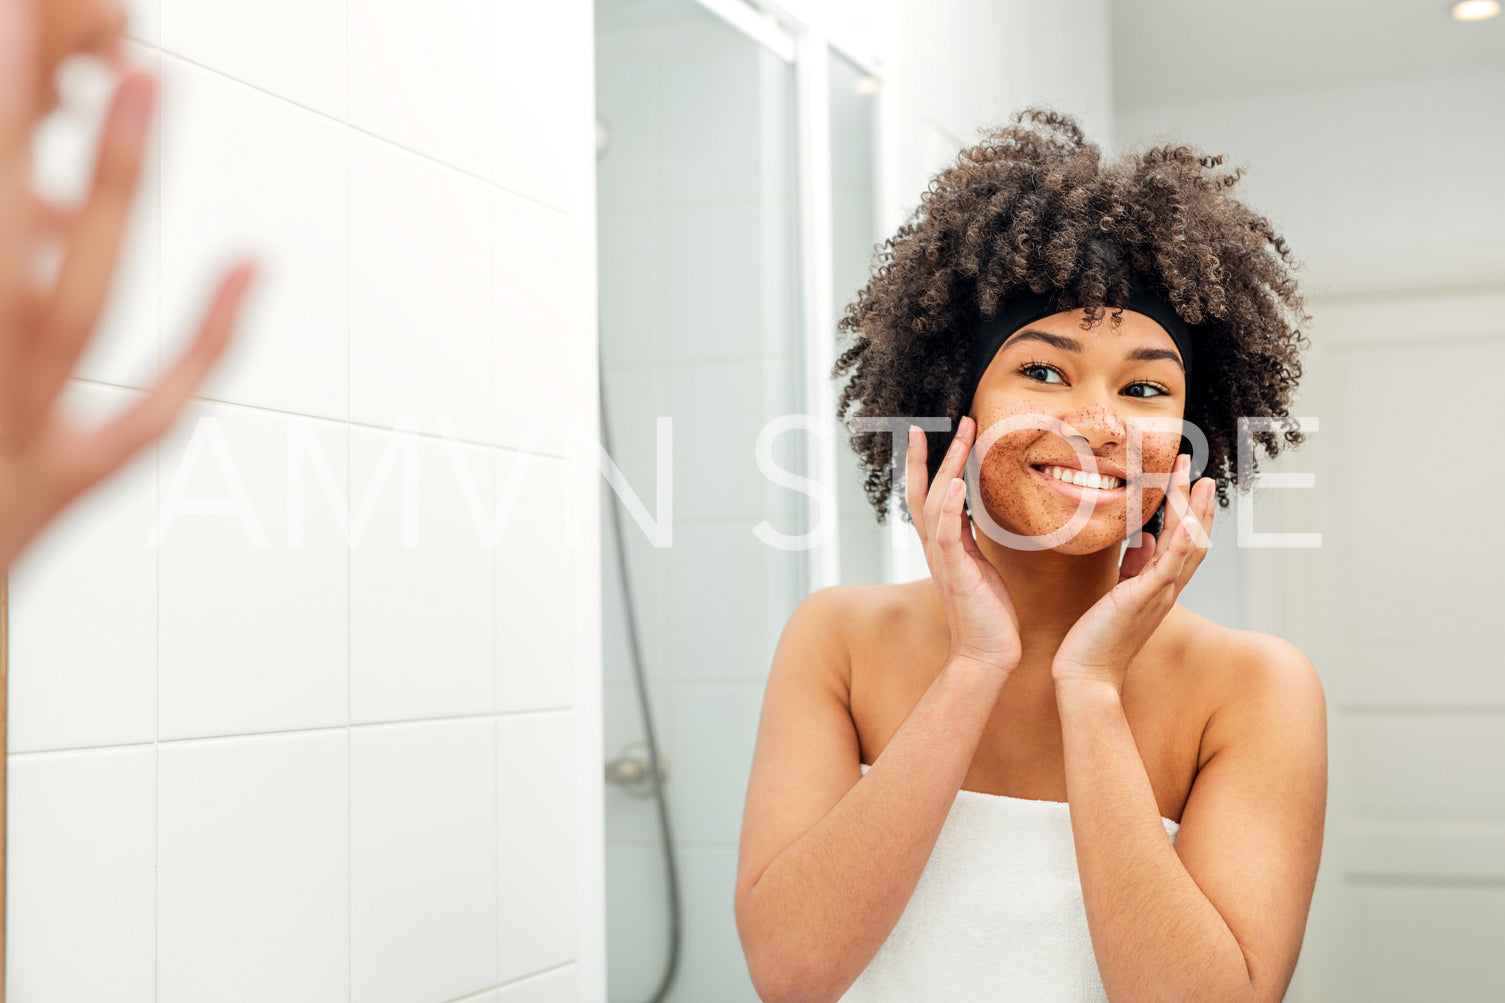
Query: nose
1060 398 1125 453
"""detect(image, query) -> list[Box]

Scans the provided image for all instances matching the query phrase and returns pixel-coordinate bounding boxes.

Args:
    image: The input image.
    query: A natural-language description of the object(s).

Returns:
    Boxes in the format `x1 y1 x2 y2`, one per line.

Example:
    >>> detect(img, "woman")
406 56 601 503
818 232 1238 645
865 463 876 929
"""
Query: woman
734 108 1327 1002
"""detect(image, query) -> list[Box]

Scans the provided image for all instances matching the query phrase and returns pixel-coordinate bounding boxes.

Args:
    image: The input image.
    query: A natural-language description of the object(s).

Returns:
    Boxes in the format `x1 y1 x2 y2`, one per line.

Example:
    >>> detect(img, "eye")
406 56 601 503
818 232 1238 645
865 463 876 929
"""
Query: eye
1016 361 1172 399
1017 360 1065 384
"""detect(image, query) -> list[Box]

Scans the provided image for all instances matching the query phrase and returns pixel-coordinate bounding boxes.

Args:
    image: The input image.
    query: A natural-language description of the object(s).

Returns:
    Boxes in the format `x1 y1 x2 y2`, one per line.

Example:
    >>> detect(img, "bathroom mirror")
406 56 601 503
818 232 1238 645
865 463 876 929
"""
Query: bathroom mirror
598 1 1505 1001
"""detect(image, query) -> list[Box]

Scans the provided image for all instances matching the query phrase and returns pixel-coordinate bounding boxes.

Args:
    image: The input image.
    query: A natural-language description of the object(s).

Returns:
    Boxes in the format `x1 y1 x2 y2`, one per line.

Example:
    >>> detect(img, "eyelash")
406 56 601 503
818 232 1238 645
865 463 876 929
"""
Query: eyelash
1015 359 1172 398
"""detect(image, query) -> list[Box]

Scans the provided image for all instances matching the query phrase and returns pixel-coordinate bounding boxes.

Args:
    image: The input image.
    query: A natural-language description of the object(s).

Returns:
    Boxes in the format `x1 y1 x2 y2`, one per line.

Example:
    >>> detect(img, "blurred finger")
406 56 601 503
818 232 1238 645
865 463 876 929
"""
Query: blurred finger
37 0 128 94
57 262 254 506
0 1 41 419
0 0 39 145
32 191 79 241
26 69 154 427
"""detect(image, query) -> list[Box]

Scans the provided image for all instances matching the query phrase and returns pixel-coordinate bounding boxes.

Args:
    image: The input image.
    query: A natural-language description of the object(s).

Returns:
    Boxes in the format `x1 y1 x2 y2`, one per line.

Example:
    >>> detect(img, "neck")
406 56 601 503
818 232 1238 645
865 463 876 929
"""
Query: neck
970 526 1124 687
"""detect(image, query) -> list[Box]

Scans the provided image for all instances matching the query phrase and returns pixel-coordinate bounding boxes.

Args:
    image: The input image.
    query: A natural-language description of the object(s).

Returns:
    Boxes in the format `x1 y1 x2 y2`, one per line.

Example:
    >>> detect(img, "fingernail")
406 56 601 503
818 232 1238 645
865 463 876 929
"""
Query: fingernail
947 478 962 496
908 425 919 445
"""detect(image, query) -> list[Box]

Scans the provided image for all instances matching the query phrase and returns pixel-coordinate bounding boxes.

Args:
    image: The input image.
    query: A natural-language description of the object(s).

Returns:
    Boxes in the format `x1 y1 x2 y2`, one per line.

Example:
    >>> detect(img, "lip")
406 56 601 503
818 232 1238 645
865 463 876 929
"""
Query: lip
1031 463 1127 506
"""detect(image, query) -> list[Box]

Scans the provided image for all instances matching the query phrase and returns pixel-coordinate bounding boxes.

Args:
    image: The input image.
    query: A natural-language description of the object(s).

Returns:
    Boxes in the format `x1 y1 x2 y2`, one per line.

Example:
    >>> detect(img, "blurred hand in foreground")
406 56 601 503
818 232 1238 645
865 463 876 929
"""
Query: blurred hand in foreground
0 0 258 570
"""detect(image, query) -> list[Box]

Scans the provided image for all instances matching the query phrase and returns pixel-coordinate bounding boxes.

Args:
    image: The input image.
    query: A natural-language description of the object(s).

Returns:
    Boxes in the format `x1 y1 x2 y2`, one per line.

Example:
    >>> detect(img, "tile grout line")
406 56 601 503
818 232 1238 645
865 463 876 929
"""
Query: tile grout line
431 959 577 1003
8 707 577 761
66 376 571 463
155 47 570 220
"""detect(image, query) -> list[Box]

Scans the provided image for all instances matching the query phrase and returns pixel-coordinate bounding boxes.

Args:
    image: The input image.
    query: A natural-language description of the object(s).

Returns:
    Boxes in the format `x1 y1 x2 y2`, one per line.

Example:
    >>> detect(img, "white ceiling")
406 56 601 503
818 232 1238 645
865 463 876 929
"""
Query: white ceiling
1112 0 1505 108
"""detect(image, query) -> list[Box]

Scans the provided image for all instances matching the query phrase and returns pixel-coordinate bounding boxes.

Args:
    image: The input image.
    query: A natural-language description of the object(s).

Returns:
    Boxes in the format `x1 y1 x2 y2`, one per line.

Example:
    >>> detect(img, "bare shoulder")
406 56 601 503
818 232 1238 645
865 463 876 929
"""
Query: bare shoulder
1171 606 1326 765
794 578 935 649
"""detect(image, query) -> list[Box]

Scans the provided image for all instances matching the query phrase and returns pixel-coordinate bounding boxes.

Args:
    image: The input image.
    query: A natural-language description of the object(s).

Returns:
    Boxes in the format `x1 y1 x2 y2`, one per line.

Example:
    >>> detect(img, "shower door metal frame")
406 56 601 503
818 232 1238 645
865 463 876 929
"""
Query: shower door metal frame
685 0 895 592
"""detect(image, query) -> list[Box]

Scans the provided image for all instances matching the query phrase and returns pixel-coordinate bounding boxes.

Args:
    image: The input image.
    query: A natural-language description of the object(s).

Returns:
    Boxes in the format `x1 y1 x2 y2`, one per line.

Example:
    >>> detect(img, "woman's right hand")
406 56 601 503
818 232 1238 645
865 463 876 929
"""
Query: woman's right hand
906 416 1022 674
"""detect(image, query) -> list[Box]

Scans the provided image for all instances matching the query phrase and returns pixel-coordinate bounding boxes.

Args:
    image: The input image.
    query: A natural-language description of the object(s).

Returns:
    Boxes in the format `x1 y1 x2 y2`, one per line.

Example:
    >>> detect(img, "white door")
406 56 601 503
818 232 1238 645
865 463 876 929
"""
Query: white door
1246 286 1505 1002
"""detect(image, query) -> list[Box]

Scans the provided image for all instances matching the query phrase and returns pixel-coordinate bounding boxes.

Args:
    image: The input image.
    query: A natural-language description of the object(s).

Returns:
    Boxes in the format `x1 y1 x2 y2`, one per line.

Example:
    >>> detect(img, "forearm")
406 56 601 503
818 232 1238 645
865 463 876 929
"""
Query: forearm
743 656 1007 1003
1055 679 1254 1003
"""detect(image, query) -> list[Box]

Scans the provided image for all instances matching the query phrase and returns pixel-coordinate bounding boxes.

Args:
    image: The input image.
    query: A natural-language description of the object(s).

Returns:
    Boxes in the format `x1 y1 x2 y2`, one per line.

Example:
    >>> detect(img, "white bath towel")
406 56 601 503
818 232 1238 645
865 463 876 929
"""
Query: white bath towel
836 762 1181 1002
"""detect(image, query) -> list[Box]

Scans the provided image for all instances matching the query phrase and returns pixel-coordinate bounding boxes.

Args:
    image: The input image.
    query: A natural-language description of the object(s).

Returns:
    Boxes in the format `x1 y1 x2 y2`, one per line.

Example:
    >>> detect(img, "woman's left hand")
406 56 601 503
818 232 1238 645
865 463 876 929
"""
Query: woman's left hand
1051 453 1216 696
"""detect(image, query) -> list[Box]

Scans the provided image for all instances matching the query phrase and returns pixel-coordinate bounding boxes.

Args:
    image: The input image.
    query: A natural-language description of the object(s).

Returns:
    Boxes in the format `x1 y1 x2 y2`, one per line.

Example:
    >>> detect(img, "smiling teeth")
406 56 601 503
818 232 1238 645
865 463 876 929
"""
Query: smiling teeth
1045 466 1122 490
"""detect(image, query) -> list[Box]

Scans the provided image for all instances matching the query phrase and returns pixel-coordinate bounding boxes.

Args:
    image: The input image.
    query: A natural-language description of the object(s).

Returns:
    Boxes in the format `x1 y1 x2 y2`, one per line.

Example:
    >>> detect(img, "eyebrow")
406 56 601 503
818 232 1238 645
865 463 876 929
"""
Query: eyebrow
1002 328 1184 371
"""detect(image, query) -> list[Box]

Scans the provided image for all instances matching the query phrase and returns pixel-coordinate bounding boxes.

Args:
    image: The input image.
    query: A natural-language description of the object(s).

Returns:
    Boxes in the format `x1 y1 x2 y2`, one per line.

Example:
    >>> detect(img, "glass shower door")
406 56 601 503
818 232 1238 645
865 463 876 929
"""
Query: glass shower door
595 1 805 1000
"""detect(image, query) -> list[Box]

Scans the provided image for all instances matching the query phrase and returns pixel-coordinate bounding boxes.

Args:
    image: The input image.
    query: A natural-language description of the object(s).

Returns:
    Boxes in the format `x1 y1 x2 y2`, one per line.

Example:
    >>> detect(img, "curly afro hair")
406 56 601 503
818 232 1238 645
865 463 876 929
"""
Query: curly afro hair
832 106 1311 529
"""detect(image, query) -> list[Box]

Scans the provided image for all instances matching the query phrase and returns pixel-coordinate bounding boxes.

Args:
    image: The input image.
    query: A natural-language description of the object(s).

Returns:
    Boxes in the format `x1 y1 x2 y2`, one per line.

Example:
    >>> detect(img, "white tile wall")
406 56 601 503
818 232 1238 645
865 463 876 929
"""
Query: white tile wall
666 683 763 845
157 732 349 1002
351 719 500 1003
348 0 490 178
668 846 759 1003
603 842 669 1003
490 0 593 212
660 201 768 365
593 48 659 221
601 682 672 843
5 747 156 1003
599 414 671 691
9 384 157 753
663 523 802 683
161 0 347 119
156 401 349 739
498 712 579 981
498 966 580 1002
159 55 348 420
497 451 575 712
124 0 160 46
657 32 764 206
350 428 495 723
595 210 662 370
493 189 575 459
13 1 609 1000
658 360 782 524
348 131 493 443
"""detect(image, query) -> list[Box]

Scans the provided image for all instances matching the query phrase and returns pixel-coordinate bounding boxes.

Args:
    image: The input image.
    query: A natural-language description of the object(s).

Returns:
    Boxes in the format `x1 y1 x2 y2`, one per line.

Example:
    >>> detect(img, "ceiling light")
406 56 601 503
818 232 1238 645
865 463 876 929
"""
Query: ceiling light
1452 1 1501 22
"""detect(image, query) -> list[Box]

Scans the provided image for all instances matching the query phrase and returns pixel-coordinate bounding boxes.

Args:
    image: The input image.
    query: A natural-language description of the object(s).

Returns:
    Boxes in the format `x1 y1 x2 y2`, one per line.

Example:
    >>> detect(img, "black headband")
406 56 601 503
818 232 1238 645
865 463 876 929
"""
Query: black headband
967 284 1196 401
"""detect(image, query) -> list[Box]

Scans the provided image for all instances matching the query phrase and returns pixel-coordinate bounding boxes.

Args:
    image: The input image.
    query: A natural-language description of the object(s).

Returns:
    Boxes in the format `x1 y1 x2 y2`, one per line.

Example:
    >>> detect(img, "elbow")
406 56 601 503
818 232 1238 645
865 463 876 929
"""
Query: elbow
738 884 841 1003
750 965 840 1003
